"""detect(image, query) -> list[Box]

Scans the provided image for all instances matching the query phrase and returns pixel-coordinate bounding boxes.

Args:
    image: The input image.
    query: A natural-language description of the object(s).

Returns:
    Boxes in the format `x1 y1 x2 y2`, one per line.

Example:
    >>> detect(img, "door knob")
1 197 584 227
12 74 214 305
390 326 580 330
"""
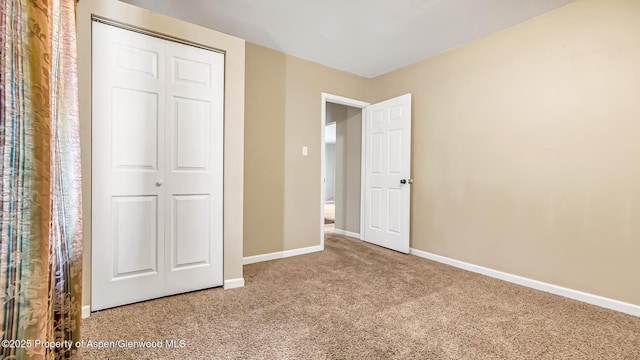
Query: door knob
155 180 164 187
400 179 414 185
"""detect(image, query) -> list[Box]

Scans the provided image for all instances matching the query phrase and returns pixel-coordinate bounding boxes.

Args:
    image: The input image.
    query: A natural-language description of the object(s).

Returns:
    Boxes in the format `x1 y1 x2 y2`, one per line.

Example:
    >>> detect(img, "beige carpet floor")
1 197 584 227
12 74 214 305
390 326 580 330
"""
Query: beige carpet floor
81 233 640 359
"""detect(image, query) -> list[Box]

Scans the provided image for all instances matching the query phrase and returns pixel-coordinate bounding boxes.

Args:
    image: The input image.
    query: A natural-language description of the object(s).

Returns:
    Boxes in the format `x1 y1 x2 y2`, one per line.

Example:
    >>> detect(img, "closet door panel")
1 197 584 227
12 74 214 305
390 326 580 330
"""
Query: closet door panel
164 41 224 294
92 22 166 311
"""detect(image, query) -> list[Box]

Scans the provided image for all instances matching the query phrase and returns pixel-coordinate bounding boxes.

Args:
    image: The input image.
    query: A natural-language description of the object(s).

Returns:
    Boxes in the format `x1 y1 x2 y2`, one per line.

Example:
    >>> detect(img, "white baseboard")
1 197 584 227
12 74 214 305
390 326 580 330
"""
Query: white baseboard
243 245 323 265
82 305 91 319
333 229 361 239
223 278 245 289
410 248 640 317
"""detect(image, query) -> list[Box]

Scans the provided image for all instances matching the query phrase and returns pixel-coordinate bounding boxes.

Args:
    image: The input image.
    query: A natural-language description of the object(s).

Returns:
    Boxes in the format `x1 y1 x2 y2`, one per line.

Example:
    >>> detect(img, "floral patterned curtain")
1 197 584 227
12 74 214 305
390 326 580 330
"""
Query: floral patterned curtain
0 0 83 359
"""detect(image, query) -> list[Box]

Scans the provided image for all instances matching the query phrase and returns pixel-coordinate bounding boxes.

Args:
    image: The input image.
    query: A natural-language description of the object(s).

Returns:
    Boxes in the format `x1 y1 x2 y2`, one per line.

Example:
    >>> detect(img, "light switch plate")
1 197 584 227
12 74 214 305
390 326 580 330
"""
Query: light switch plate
302 146 308 156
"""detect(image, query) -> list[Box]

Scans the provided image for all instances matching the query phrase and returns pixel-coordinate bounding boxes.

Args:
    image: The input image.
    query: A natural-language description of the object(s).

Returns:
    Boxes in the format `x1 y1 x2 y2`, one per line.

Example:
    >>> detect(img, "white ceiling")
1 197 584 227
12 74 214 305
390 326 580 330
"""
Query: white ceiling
120 0 575 78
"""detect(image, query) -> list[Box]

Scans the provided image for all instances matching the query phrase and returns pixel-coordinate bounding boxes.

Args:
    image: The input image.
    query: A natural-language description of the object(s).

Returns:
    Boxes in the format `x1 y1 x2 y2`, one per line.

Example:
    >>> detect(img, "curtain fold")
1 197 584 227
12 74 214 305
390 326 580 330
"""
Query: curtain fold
0 0 82 359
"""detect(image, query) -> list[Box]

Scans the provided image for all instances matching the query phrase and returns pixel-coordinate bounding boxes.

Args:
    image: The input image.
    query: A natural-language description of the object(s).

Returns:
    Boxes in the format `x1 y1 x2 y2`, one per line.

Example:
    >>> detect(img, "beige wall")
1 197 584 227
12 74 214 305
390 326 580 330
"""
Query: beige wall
325 104 344 203
77 0 245 307
371 0 640 305
330 102 349 230
244 43 370 256
324 143 336 201
283 55 370 251
326 102 347 124
244 44 286 257
334 105 362 234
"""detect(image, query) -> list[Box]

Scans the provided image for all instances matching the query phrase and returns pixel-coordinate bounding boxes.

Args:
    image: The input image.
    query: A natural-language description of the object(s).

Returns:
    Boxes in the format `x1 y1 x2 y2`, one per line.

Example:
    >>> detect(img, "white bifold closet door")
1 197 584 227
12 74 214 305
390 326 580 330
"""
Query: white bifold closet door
91 21 224 311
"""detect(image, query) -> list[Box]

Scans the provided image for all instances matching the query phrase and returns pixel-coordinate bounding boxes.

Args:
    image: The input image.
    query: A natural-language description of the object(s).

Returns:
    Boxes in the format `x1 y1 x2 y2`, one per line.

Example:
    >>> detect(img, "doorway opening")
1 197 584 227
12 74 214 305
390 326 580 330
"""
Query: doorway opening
324 121 336 233
321 93 413 253
320 94 369 248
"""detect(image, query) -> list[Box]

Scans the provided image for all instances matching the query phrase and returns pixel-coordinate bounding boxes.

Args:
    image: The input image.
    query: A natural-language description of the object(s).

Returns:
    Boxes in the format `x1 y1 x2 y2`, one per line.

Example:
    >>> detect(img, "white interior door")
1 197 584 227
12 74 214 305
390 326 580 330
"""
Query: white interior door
363 94 412 253
164 40 223 295
92 22 223 311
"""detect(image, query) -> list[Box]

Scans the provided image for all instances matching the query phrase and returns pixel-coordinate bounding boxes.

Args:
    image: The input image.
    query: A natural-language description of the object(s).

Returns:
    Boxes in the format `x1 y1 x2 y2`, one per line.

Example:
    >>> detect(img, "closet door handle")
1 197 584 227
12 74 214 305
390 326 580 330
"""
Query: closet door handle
155 180 164 187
